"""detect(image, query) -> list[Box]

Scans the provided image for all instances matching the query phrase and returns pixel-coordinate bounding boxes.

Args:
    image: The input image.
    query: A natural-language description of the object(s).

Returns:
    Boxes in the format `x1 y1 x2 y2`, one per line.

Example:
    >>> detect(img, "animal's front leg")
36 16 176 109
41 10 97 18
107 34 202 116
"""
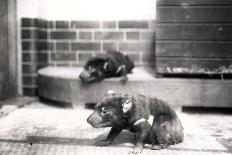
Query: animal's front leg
117 65 128 84
130 121 151 154
96 127 122 146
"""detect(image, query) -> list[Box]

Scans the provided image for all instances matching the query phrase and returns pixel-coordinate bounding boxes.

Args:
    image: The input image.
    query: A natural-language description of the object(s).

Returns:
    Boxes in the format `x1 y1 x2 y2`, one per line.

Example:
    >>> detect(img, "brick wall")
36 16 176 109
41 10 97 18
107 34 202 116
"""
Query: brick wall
21 18 156 96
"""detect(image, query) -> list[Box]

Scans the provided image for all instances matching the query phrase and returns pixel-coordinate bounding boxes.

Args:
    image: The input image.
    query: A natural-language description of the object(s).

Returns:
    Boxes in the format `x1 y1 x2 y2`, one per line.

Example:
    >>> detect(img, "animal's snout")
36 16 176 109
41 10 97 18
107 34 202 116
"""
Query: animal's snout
79 70 97 83
87 111 105 128
87 115 93 125
79 70 90 80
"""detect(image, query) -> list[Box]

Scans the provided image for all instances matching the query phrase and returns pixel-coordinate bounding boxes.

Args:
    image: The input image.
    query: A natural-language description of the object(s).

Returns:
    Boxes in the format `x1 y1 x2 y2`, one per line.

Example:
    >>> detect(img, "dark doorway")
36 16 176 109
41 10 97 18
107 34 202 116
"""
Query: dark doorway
0 0 18 99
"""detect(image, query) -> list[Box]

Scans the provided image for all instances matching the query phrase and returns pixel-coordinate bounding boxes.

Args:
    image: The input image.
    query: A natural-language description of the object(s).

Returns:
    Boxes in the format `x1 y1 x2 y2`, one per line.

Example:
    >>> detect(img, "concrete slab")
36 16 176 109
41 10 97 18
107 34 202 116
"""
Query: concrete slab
0 105 230 155
186 112 232 152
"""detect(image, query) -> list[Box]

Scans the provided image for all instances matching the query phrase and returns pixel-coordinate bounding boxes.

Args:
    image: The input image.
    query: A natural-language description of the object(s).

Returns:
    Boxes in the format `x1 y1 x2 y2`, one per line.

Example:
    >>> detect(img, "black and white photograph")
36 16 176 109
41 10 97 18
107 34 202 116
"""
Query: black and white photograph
0 0 232 154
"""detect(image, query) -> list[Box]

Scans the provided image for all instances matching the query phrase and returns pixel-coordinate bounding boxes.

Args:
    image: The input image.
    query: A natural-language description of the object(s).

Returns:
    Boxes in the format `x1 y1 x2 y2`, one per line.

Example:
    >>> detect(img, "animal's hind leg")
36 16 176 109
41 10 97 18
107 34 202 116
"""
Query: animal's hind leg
149 115 177 149
156 120 175 147
149 127 170 150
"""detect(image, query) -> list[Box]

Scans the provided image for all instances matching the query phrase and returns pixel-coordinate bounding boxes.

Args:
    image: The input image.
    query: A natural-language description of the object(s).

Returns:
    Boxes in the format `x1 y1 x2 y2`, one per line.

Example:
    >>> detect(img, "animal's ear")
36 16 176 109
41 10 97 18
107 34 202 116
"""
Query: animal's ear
105 89 115 96
103 62 109 70
121 95 132 113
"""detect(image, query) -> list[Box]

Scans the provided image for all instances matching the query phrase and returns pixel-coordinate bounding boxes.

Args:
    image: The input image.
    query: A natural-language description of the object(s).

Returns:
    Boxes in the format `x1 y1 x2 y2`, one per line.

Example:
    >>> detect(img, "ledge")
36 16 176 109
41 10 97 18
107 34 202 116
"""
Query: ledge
38 67 232 108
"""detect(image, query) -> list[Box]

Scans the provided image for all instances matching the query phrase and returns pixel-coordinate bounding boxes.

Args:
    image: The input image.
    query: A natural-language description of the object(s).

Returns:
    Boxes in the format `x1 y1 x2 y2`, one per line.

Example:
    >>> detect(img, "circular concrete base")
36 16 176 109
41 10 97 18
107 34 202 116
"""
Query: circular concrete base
38 67 82 104
37 67 156 106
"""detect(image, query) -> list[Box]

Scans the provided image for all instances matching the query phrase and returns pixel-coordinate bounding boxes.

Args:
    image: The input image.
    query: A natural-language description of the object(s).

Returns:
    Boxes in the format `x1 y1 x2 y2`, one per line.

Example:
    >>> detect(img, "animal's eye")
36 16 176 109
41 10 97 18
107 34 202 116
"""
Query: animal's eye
122 100 130 105
88 66 96 73
101 107 108 115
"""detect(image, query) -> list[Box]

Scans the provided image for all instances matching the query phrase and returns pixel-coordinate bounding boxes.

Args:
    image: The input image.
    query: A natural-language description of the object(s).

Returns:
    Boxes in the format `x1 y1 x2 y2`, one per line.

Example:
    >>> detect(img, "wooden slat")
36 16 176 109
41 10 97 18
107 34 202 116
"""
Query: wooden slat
156 58 232 74
156 41 232 58
156 24 232 40
156 0 232 75
157 6 232 23
157 0 232 6
0 0 9 99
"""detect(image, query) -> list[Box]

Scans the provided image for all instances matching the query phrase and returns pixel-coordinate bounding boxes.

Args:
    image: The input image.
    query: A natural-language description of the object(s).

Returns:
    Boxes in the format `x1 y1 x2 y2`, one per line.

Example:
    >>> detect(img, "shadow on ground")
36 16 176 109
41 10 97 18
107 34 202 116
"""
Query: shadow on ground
24 130 134 147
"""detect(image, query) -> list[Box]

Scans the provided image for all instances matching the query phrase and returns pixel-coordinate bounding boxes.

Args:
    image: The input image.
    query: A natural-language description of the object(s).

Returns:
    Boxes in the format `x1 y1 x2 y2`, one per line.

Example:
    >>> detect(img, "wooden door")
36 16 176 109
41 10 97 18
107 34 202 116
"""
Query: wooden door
156 0 232 75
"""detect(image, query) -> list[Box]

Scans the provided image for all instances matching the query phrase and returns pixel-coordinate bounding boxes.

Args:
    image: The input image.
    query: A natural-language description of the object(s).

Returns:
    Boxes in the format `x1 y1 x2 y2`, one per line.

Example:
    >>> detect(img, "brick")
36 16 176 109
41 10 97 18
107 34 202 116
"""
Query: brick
37 63 48 69
95 32 123 40
22 42 30 51
23 75 37 85
71 21 100 29
79 32 92 40
22 53 47 62
55 21 69 28
56 42 70 50
22 64 47 74
21 18 36 27
119 20 149 29
48 63 56 66
78 53 93 62
56 63 70 67
47 20 54 28
22 41 49 51
50 31 76 40
36 42 50 51
36 19 50 28
21 30 29 39
119 42 150 51
22 64 38 74
51 53 76 61
37 30 48 39
102 21 117 29
37 53 48 62
22 53 32 62
21 18 50 28
49 42 55 51
48 42 54 50
141 31 155 40
23 87 37 96
35 42 49 51
126 32 140 40
71 42 100 51
103 43 117 51
21 30 47 39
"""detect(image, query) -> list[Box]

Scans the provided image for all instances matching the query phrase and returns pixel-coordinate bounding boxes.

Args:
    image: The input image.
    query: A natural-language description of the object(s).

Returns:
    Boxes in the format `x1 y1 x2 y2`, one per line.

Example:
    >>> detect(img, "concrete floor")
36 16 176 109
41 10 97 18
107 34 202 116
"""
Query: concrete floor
184 110 232 153
0 100 231 155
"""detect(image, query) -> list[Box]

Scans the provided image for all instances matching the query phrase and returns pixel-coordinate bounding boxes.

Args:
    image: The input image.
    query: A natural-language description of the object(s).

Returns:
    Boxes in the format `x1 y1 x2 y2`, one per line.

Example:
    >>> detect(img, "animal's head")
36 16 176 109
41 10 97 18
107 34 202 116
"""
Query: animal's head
87 90 133 128
79 58 114 83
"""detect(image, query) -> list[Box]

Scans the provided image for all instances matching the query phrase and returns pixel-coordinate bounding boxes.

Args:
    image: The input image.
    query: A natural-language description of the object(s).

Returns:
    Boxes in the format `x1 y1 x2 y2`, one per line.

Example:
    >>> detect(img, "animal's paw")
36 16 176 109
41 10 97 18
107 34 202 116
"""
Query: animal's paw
95 140 111 146
150 145 162 150
150 144 168 150
120 76 128 84
129 146 143 154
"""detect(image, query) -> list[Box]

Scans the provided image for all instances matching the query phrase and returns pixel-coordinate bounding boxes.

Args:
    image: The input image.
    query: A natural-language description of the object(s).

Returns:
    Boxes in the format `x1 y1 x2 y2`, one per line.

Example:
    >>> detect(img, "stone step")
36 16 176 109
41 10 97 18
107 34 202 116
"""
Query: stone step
38 67 232 108
0 96 36 118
